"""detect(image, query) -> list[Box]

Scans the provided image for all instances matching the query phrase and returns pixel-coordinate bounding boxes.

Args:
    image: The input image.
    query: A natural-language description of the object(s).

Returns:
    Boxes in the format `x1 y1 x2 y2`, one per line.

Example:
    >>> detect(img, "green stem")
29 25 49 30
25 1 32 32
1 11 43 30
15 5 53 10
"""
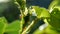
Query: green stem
22 20 35 34
14 0 26 34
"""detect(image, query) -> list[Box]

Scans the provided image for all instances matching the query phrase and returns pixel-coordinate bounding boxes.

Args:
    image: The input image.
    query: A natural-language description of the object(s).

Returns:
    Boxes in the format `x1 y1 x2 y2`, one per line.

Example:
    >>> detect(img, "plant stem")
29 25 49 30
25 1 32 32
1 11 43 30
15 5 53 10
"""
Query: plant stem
22 20 34 34
14 0 26 34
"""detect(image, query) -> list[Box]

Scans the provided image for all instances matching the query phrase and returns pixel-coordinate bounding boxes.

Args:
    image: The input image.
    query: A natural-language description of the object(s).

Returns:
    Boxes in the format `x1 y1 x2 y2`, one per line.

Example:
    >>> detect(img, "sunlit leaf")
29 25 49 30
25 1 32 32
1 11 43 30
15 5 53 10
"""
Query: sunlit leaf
49 0 60 10
33 25 59 34
5 20 21 34
32 6 50 18
0 17 7 34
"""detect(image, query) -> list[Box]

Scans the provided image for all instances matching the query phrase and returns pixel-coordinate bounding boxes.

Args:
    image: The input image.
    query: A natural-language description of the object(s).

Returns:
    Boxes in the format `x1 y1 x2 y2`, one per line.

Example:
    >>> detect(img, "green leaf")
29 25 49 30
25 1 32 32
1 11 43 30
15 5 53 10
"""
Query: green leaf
5 20 21 34
49 0 57 9
33 25 59 34
32 6 50 18
40 9 50 18
51 7 60 19
0 17 7 34
47 8 60 30
48 0 60 30
49 0 60 10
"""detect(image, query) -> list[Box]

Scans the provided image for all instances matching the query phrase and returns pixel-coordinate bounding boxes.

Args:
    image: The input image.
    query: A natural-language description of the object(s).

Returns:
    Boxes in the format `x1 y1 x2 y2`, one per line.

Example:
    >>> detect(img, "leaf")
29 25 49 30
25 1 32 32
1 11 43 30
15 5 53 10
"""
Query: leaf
49 0 60 10
0 17 7 34
40 9 50 18
5 20 21 34
47 8 60 30
32 6 50 18
48 0 60 30
51 7 60 19
33 25 59 34
49 0 58 9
